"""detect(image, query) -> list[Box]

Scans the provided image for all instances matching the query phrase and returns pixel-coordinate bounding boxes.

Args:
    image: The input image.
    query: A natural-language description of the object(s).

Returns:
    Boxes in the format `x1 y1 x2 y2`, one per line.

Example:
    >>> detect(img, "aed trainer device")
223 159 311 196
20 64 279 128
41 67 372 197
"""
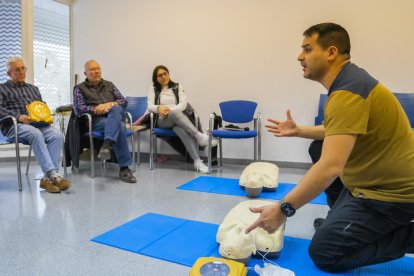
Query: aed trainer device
189 257 247 276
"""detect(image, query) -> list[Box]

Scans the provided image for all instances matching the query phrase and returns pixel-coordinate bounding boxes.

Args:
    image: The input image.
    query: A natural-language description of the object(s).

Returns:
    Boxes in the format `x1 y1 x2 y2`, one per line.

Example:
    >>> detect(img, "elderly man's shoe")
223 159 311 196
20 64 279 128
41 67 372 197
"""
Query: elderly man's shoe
98 139 113 160
40 178 60 193
51 176 71 191
119 168 137 183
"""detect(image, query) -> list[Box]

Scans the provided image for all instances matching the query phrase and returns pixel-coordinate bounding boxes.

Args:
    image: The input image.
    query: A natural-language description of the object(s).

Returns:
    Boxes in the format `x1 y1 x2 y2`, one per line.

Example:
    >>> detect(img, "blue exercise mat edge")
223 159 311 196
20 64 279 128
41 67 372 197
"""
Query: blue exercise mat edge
177 176 327 205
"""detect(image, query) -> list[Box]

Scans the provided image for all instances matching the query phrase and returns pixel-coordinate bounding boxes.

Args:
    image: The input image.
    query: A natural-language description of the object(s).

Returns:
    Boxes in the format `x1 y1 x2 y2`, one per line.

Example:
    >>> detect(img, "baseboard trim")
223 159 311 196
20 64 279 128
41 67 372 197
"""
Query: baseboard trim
136 153 312 169
0 152 312 170
0 156 36 162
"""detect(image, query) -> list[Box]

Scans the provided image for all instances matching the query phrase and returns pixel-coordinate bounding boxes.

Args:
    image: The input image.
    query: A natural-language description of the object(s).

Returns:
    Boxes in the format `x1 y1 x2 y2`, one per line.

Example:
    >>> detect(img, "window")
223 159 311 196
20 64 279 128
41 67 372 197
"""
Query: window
0 0 22 83
33 0 70 111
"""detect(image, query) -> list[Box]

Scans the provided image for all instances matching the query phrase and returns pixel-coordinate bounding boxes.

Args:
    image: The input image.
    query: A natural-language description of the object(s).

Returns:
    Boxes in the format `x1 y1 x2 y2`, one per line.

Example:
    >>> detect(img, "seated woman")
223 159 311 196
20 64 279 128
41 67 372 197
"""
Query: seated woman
148 65 216 173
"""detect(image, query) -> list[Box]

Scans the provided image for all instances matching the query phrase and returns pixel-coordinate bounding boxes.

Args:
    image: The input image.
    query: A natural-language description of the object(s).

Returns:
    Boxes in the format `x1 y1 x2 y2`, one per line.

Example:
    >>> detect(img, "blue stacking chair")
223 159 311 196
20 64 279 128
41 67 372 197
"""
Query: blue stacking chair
78 111 135 178
394 93 414 128
149 108 200 170
315 93 414 127
314 94 328 125
149 113 178 170
126 96 148 165
207 100 261 173
0 116 31 191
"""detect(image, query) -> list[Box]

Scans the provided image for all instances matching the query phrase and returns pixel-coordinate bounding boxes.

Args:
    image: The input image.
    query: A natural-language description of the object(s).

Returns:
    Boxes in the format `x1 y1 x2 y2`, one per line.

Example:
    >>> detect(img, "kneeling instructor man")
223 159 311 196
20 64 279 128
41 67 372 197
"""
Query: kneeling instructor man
246 23 414 272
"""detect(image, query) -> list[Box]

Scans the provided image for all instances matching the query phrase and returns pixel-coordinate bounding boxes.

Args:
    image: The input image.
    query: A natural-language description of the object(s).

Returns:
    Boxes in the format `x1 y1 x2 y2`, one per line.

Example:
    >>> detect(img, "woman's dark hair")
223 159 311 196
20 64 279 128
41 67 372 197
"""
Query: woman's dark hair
303 23 351 58
152 65 175 91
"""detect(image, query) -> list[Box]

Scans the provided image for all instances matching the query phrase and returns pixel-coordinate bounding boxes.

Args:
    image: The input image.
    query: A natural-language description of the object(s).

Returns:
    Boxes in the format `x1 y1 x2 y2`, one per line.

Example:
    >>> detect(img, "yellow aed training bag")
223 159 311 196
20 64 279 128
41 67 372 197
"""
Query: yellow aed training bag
26 101 53 124
189 257 247 276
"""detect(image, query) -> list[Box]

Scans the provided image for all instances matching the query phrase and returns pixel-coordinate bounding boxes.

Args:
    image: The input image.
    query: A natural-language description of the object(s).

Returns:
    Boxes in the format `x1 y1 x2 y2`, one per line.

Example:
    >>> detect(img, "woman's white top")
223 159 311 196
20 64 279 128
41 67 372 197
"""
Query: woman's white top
147 84 187 113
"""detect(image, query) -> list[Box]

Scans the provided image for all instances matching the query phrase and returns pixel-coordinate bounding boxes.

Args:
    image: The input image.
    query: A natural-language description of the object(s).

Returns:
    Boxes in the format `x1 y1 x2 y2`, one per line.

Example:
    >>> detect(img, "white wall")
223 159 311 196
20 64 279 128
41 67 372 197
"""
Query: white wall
72 0 414 163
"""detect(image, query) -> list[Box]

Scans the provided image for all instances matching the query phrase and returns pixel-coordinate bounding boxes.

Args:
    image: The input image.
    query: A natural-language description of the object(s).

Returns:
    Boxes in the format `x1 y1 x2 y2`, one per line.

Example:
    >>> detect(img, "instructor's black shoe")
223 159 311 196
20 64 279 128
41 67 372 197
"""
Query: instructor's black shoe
119 168 137 183
313 218 325 231
98 139 113 160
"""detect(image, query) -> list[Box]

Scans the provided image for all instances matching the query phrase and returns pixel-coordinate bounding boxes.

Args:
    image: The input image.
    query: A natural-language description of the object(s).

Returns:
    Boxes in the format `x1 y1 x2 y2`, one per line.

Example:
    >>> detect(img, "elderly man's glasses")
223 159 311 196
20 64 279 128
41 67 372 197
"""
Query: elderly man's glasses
12 66 27 73
157 72 168 78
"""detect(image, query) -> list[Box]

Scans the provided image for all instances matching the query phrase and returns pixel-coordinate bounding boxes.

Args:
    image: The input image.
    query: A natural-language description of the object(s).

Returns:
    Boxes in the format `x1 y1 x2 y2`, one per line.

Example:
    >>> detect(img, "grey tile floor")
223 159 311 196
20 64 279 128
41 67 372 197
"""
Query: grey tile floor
0 160 409 275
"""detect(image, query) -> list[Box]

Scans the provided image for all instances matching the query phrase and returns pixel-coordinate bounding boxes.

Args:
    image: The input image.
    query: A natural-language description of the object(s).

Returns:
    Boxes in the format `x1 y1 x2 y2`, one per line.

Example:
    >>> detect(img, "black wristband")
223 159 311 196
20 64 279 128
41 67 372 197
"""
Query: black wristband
280 200 296 217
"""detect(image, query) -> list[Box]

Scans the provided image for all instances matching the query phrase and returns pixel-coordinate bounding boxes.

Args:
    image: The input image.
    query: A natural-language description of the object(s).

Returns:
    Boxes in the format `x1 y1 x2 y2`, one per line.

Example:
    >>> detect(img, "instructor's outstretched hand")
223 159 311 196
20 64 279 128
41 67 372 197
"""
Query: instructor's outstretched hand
245 204 286 234
266 109 299 137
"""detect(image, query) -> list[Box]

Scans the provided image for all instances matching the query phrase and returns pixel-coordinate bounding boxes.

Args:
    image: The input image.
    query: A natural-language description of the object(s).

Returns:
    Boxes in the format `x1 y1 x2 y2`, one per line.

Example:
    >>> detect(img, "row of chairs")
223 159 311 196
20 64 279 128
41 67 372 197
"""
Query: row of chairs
125 97 262 172
6 92 413 191
1 97 261 191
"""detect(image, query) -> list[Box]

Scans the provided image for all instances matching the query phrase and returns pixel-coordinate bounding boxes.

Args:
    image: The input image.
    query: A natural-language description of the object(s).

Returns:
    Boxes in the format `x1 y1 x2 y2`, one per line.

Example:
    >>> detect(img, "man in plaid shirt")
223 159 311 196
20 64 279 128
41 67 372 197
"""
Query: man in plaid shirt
0 57 70 193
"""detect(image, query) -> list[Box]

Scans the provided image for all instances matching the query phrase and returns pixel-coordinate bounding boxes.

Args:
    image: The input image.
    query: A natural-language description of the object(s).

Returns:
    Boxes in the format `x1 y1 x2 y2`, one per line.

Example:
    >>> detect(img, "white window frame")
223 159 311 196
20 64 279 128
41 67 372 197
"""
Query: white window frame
20 0 73 101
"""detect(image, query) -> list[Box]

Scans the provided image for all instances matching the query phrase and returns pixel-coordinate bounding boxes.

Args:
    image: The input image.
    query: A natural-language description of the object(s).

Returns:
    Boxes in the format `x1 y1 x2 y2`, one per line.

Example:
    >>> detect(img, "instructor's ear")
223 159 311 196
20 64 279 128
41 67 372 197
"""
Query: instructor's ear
327 46 339 61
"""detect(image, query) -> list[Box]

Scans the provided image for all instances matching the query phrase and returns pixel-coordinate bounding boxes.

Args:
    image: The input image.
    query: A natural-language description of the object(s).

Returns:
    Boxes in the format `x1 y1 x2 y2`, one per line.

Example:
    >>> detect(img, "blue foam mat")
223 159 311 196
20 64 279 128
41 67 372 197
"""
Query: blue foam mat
91 213 414 276
177 176 327 205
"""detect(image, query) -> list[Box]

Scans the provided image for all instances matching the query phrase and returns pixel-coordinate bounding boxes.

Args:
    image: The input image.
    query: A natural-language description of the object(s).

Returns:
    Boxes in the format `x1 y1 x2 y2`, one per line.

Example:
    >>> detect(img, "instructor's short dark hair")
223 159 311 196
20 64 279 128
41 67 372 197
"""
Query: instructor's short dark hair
304 23 351 58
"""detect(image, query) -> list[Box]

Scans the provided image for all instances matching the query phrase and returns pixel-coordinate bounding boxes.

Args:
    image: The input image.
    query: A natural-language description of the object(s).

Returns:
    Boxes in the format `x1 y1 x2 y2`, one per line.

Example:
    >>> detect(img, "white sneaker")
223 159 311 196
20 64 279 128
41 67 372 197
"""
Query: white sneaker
194 160 209 174
196 133 218 147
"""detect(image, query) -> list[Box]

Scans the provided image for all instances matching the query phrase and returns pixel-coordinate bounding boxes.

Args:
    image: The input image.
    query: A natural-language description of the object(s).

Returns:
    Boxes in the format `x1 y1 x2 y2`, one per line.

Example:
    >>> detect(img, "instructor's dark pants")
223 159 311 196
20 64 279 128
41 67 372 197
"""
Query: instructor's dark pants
309 140 344 208
309 189 414 272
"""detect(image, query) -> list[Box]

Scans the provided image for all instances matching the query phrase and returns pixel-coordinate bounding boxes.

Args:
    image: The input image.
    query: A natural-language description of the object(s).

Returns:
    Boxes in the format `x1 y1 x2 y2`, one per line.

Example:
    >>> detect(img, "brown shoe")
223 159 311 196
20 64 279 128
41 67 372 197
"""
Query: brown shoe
119 168 137 183
51 176 71 191
40 178 60 193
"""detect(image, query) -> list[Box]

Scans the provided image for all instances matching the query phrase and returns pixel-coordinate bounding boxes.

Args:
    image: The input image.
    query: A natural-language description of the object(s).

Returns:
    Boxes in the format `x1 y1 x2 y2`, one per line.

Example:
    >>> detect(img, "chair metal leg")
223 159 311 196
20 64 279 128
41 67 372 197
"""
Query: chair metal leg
207 134 212 174
207 114 213 174
89 134 95 178
62 141 67 178
258 114 262 160
254 117 258 161
25 144 32 175
149 132 154 170
153 136 158 169
58 113 67 177
130 132 136 172
136 132 141 165
219 139 223 166
9 118 23 191
254 136 258 161
15 140 22 191
258 135 261 160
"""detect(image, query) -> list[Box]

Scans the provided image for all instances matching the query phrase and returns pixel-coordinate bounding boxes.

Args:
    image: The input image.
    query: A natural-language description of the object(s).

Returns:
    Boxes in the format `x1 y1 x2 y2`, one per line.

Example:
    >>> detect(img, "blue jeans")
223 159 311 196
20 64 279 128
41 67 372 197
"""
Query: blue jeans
92 105 132 167
6 124 64 174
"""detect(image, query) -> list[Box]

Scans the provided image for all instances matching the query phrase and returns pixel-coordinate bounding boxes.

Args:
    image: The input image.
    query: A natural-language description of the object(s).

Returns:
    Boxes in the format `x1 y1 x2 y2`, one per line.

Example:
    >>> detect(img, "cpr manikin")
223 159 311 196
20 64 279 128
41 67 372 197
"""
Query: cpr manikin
216 200 285 264
239 162 279 197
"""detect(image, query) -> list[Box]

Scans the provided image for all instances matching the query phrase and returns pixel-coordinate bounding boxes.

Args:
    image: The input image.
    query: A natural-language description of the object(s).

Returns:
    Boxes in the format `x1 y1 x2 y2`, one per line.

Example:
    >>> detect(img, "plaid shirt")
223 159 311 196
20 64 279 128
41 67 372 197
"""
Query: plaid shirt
0 80 43 134
73 79 127 115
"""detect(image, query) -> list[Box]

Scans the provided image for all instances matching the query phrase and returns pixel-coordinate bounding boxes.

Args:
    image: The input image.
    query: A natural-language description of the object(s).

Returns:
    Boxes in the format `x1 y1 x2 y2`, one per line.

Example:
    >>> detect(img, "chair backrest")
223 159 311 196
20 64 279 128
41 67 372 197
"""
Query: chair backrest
394 93 414 128
219 100 257 123
314 94 328 125
126 96 148 121
314 92 414 127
